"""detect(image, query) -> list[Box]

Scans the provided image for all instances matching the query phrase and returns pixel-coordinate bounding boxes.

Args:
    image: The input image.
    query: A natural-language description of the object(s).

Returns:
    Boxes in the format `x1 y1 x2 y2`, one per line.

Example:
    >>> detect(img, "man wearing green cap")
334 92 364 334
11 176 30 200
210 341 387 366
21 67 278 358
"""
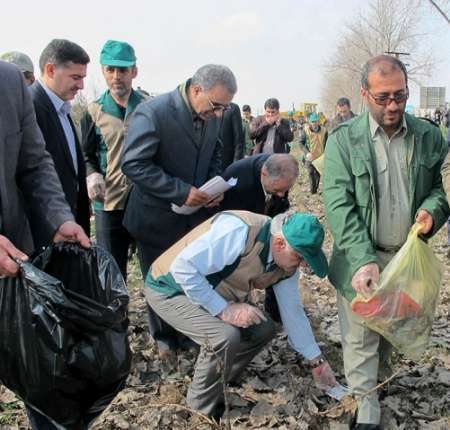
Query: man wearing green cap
144 210 336 419
81 40 146 278
299 112 328 194
0 51 35 85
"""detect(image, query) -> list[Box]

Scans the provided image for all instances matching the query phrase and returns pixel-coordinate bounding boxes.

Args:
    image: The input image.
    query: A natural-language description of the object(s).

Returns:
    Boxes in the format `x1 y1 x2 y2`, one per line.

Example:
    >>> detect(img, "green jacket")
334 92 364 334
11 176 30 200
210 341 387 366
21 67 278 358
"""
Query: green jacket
323 112 450 301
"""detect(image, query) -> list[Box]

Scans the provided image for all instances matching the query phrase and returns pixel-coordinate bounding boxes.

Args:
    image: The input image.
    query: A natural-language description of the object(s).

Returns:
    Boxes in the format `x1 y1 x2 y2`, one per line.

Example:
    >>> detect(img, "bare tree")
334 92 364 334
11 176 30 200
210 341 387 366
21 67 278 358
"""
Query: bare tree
321 0 434 116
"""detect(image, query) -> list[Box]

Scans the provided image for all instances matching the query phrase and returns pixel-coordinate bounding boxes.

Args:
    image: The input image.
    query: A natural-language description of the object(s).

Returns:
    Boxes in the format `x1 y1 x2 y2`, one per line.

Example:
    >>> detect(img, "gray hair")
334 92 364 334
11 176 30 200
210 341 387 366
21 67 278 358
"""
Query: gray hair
191 64 237 95
270 210 296 236
361 55 408 90
263 154 299 180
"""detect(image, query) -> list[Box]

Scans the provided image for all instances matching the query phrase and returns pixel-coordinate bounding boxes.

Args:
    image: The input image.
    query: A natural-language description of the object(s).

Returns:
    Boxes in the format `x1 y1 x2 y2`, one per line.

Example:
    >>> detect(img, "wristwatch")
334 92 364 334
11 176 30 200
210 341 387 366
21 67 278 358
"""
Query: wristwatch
308 355 325 369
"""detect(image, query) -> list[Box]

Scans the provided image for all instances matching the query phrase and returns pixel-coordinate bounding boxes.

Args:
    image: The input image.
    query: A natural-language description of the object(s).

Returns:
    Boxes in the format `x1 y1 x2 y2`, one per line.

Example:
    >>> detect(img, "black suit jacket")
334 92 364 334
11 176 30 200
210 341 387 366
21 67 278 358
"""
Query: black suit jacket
122 83 222 263
0 62 74 254
219 102 244 171
29 81 90 249
220 154 290 217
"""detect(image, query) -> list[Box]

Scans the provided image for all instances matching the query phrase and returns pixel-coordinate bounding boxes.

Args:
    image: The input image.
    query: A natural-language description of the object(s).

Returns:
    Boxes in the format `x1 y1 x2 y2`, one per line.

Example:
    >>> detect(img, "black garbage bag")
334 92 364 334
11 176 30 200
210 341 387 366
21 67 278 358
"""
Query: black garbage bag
0 243 131 429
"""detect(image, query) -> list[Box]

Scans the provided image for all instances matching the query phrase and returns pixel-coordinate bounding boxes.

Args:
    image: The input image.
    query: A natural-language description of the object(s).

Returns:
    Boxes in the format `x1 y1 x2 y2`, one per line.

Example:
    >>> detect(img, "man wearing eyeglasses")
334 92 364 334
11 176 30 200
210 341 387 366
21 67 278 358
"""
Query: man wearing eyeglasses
323 55 449 430
122 64 237 361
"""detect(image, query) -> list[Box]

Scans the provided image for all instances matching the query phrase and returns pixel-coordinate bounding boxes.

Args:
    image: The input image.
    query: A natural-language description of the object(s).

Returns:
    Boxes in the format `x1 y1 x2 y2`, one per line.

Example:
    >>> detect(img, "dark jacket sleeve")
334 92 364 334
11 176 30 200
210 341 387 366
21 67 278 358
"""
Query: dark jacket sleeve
277 119 294 142
16 71 74 234
232 107 244 161
207 137 223 179
121 104 191 206
250 116 271 140
81 111 101 176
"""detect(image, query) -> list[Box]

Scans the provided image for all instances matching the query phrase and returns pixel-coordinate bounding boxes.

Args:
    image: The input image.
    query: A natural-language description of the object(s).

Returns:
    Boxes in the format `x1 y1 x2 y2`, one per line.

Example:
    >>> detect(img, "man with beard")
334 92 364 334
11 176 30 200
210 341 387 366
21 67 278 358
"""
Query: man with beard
323 55 449 429
82 40 146 279
30 39 91 250
330 97 356 131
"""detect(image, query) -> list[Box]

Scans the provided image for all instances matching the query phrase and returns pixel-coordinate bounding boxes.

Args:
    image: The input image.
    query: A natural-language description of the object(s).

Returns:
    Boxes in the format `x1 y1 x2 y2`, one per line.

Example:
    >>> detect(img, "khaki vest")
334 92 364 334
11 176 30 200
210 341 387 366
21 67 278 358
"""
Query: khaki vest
148 210 293 302
88 103 131 210
305 126 327 161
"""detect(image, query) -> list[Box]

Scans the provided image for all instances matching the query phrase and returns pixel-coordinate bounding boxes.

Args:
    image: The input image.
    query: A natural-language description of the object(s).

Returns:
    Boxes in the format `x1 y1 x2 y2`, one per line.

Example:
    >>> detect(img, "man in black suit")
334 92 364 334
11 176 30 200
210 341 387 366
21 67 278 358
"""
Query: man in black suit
29 39 90 251
0 60 90 430
220 153 299 320
219 102 244 170
221 153 298 217
122 64 237 359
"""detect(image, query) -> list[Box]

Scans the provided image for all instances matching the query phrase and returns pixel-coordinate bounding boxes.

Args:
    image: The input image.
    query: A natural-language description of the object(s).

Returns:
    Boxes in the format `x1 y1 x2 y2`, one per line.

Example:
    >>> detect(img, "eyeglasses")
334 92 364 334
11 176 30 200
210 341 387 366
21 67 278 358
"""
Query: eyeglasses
207 96 230 113
367 89 409 106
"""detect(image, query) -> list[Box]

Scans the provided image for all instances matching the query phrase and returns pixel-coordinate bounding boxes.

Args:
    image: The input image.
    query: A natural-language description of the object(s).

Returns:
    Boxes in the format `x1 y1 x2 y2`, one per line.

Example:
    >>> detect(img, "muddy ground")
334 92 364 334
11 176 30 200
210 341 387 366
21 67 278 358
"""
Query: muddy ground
1 155 449 429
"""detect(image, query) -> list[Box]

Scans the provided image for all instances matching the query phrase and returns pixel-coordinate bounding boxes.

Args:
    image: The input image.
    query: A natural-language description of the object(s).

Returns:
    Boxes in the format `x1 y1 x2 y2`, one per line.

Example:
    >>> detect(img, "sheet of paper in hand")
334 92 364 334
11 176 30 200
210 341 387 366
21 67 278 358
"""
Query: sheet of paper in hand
171 176 237 215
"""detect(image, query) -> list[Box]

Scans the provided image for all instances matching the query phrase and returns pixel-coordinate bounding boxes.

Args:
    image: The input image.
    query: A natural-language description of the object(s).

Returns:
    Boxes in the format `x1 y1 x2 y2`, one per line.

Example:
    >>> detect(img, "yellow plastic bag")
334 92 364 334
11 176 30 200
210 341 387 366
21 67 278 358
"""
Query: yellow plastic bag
312 154 325 176
351 224 443 360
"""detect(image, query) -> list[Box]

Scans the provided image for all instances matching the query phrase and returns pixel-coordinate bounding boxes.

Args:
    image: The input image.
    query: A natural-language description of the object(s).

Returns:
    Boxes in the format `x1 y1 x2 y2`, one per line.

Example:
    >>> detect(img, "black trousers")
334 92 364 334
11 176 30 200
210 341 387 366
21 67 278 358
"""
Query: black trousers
26 406 98 430
94 209 131 279
305 160 321 194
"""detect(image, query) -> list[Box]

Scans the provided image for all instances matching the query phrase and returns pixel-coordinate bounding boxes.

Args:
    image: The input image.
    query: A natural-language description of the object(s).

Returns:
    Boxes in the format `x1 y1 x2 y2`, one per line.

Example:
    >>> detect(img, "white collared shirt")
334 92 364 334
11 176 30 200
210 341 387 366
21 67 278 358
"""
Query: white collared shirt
39 80 78 173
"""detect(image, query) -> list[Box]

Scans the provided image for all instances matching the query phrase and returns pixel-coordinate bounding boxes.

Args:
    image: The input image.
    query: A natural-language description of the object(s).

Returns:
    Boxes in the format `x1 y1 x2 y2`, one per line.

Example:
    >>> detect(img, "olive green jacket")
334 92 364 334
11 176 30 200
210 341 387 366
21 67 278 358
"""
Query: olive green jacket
323 112 450 301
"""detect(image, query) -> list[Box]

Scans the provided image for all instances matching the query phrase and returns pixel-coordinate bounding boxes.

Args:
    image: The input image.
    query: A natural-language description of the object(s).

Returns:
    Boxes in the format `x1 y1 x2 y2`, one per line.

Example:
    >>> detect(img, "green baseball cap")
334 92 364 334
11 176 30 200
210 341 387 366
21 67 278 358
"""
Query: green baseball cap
309 112 320 122
282 213 328 278
1 51 34 73
100 40 136 67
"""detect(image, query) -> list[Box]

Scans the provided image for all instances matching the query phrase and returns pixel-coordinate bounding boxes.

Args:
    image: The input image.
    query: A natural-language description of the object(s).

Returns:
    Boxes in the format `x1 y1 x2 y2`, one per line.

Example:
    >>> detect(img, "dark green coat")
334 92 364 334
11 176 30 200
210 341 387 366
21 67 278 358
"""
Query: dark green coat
323 112 450 301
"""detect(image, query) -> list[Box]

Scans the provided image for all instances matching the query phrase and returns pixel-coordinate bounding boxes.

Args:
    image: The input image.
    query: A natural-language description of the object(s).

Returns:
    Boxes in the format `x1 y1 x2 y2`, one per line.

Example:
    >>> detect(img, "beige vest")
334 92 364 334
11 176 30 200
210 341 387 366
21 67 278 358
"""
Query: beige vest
148 210 293 302
305 126 327 161
88 103 131 210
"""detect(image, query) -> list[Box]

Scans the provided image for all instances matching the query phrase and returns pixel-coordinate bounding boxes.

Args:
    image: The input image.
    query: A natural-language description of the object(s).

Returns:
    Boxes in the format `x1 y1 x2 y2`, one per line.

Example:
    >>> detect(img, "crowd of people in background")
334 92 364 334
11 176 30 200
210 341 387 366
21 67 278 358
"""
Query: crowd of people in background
1 39 449 430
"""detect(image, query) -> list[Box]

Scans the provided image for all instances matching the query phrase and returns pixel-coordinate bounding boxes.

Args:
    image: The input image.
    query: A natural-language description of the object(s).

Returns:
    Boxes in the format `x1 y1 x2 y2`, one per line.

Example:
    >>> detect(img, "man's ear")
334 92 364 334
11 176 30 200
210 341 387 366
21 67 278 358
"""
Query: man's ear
272 236 285 251
44 63 55 79
360 87 366 98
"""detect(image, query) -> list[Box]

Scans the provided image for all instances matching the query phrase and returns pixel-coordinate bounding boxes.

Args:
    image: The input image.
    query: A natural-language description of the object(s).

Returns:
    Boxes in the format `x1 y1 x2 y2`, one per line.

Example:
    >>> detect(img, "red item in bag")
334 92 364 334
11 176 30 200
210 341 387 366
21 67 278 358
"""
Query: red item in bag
352 290 421 319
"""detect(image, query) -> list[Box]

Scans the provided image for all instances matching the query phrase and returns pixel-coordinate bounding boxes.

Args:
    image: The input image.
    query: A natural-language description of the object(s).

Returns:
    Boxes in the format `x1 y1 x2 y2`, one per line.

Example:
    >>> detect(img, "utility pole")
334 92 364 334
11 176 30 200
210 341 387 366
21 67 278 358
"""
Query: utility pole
428 0 450 25
385 51 410 67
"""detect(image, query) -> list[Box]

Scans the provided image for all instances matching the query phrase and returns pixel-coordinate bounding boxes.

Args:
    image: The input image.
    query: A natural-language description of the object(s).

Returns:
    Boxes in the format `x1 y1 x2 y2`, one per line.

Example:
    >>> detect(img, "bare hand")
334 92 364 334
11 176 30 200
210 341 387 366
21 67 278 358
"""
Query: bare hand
86 172 105 202
306 152 313 162
311 359 337 391
218 303 267 328
351 262 379 298
206 193 224 208
0 235 28 277
53 221 91 248
184 187 210 207
415 209 433 235
265 114 279 125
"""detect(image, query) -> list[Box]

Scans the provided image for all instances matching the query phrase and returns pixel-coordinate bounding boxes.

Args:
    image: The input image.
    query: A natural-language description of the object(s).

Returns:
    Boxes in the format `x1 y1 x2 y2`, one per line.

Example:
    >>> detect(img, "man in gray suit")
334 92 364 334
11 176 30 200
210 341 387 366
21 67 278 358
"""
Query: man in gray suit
122 64 237 360
0 59 90 427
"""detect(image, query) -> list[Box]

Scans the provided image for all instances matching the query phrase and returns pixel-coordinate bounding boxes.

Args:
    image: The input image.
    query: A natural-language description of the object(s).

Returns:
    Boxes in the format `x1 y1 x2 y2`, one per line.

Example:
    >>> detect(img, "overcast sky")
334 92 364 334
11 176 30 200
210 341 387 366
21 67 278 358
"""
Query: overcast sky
1 0 449 113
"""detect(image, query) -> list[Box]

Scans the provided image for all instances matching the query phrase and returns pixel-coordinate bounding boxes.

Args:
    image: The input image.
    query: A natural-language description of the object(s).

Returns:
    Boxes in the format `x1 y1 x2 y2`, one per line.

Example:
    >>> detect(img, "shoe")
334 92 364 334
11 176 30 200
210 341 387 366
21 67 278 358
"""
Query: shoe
349 413 380 430
210 402 225 422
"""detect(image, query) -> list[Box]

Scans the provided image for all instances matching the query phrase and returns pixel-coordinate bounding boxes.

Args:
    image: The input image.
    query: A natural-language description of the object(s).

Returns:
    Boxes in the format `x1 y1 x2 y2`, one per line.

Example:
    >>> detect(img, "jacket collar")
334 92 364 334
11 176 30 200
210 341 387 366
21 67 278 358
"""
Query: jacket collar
97 89 145 119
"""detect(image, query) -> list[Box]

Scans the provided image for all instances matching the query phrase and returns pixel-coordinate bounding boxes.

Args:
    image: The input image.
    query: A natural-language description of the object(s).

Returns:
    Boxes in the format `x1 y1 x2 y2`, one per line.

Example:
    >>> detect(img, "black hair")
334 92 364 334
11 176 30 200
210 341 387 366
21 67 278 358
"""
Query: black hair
39 39 90 73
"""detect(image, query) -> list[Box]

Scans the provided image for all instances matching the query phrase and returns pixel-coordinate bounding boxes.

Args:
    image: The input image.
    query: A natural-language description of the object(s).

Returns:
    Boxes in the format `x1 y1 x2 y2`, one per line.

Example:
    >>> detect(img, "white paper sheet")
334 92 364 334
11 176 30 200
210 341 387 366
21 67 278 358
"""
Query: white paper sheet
325 383 349 400
171 176 237 215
